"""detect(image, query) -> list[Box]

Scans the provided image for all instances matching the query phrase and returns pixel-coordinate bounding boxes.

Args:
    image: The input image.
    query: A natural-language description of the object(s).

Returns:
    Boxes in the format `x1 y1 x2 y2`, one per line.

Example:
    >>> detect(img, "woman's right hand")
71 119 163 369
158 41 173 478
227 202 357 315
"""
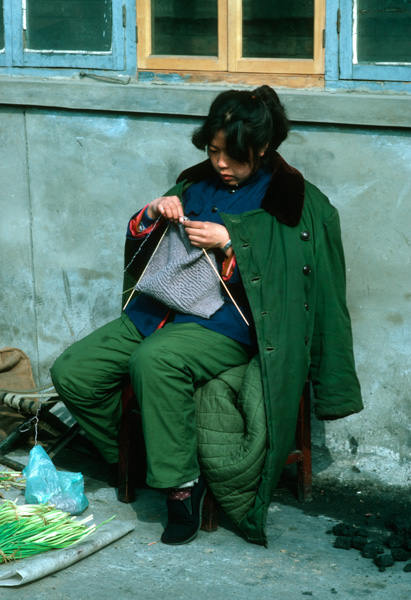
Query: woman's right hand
146 195 184 223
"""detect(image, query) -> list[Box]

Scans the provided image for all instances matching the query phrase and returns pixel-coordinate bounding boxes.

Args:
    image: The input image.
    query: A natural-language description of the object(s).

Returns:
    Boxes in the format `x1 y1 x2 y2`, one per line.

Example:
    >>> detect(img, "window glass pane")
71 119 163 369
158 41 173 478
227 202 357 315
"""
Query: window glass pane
242 0 314 59
356 0 411 63
0 0 4 50
152 0 218 56
26 0 112 52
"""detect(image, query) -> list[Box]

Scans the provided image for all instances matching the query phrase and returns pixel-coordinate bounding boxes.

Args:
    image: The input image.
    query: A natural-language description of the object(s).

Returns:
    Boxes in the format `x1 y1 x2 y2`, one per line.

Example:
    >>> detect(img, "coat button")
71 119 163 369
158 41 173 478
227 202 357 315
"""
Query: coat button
305 337 309 345
211 206 218 213
304 303 309 311
300 230 311 241
303 265 311 276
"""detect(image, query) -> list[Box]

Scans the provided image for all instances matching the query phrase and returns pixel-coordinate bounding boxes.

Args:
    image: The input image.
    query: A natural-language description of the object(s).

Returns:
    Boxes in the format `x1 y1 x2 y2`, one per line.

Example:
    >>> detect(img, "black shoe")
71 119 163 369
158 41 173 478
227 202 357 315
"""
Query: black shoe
107 462 119 487
161 476 206 545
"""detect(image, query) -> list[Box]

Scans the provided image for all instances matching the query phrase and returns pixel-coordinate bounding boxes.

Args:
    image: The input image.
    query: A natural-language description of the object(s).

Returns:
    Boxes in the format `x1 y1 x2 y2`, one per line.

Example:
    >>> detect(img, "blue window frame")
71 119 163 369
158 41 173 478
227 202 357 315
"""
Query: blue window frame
0 0 8 67
0 0 136 73
334 0 411 83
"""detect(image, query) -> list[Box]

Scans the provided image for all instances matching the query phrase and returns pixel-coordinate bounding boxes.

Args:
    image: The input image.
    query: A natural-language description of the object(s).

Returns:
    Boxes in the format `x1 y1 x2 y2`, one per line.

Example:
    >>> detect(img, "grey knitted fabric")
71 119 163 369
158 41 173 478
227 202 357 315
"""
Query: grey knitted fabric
135 223 224 319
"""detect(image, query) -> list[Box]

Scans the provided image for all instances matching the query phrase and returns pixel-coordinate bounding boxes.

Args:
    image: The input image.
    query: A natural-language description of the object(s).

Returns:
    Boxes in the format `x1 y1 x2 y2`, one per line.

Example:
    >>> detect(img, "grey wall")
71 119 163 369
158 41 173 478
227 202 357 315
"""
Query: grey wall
0 102 410 489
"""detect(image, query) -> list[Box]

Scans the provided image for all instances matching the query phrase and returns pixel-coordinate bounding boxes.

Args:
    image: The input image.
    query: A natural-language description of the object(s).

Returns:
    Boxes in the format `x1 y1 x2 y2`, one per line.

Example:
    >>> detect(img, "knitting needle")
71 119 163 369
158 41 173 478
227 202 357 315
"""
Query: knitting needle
123 289 136 311
201 248 249 327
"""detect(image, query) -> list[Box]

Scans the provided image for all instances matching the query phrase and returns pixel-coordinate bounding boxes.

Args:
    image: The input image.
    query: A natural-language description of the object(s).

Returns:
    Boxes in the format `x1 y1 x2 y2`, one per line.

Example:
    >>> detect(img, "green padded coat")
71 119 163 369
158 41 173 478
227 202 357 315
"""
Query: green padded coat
124 154 363 546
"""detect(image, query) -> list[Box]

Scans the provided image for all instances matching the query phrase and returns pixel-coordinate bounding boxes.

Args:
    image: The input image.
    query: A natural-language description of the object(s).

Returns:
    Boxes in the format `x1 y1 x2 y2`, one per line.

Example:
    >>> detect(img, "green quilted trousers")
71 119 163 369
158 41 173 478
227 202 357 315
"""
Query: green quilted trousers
50 313 249 488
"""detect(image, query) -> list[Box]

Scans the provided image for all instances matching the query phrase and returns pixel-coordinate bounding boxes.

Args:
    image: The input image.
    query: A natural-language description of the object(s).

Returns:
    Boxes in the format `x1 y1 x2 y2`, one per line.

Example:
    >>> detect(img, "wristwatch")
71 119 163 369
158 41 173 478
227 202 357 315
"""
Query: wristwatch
221 239 232 253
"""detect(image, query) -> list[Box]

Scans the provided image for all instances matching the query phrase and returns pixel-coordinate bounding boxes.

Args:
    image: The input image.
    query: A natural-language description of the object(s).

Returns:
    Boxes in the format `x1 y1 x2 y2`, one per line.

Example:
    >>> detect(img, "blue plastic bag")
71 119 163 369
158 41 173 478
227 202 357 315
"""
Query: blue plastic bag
23 445 89 515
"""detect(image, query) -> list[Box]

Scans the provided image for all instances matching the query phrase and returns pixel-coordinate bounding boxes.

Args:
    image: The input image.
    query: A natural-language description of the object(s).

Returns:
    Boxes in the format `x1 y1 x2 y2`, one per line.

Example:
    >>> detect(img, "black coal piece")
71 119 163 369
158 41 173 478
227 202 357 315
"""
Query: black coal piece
334 536 352 550
362 541 385 559
374 553 395 572
391 548 410 562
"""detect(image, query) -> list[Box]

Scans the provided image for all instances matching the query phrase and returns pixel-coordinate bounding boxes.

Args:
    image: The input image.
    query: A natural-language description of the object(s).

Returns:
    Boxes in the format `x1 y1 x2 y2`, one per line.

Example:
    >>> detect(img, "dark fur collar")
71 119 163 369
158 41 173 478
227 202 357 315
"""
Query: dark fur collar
176 152 305 227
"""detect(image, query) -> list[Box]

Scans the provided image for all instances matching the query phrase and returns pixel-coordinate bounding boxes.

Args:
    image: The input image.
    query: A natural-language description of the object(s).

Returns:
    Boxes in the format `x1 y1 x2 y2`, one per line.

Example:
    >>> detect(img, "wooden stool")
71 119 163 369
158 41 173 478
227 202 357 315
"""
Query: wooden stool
284 379 312 502
118 381 146 503
118 379 312 530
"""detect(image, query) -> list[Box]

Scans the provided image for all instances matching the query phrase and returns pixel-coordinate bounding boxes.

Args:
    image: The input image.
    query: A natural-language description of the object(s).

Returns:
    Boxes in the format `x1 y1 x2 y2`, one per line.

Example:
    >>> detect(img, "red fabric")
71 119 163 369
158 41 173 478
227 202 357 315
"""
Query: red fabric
156 310 171 330
222 254 236 281
129 205 159 238
167 488 192 500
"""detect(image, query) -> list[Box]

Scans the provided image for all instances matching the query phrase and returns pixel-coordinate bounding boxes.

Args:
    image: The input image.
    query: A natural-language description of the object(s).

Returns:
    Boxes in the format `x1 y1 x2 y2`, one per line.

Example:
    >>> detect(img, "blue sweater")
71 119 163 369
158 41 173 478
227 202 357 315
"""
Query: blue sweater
125 168 271 346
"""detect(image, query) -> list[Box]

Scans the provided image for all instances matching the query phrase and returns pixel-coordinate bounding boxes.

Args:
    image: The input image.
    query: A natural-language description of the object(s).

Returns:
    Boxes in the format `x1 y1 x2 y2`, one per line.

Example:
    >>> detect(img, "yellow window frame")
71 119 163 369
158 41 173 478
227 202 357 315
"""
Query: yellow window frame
137 0 325 75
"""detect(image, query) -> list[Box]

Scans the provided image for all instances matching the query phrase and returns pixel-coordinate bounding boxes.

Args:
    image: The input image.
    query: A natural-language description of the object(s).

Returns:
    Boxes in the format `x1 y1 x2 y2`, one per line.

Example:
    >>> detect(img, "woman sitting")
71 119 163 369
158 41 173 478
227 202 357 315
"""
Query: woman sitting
51 86 362 546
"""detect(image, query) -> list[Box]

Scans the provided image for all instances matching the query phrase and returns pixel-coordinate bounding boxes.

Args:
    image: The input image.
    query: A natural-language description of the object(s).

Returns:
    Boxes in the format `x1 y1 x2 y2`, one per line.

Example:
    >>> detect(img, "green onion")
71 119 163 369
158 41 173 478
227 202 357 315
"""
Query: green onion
0 499 114 563
0 470 26 491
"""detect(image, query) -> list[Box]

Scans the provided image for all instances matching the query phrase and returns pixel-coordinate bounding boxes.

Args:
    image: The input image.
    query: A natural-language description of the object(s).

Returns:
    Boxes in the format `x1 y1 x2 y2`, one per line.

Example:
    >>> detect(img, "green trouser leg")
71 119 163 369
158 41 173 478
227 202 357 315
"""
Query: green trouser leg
50 313 144 464
51 314 249 488
129 322 249 489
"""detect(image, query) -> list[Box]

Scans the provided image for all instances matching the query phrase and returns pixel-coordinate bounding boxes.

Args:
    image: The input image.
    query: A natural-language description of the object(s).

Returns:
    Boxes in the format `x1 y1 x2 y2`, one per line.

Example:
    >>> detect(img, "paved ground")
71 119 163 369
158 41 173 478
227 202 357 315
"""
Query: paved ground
0 443 410 600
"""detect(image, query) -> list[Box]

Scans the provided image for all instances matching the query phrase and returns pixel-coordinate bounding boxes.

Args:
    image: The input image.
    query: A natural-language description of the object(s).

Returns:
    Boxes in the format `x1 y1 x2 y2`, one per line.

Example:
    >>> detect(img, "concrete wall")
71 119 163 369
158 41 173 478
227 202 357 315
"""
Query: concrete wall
0 96 410 490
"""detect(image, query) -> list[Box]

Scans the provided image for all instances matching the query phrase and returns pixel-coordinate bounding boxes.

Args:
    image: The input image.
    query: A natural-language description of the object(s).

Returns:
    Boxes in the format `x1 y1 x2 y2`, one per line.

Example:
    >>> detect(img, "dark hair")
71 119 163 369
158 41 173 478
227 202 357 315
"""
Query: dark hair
192 85 289 168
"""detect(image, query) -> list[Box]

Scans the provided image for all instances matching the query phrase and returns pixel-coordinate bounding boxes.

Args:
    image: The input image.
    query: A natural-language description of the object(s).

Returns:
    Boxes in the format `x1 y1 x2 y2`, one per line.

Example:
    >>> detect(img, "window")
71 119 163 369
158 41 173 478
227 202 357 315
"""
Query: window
1 0 409 88
0 0 5 66
0 0 136 72
339 0 411 82
137 0 326 75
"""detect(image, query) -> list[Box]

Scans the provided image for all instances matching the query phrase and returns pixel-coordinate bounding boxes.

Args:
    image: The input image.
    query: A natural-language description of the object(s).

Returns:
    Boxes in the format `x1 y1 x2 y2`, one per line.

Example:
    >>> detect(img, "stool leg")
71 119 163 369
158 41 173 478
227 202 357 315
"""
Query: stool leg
295 381 312 501
201 489 219 532
118 382 136 503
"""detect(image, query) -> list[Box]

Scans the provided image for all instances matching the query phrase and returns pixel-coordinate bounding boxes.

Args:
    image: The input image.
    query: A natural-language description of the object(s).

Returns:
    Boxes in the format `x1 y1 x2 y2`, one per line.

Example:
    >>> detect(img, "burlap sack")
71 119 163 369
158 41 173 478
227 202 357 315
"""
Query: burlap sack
0 347 36 392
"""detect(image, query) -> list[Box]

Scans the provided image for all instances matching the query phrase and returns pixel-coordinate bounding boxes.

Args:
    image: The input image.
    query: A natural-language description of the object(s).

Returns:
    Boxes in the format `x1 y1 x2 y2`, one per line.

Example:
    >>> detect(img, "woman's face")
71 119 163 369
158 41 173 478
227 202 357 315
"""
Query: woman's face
208 130 254 187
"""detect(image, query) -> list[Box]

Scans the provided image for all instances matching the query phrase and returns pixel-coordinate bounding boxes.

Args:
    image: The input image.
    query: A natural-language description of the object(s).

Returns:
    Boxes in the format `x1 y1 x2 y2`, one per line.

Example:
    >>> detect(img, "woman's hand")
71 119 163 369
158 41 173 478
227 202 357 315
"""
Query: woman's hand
146 195 184 223
181 219 232 255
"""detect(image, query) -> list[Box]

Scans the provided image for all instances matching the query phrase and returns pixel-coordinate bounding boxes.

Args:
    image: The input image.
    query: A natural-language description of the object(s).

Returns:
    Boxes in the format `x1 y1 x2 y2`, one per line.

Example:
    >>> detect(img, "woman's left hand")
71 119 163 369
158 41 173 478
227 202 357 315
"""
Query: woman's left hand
181 218 231 253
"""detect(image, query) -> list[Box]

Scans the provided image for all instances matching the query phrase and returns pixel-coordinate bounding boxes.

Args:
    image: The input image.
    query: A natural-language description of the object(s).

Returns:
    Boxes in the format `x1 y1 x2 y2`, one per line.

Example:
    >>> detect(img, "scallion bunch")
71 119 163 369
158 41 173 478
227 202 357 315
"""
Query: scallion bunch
0 500 113 563
0 470 25 492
